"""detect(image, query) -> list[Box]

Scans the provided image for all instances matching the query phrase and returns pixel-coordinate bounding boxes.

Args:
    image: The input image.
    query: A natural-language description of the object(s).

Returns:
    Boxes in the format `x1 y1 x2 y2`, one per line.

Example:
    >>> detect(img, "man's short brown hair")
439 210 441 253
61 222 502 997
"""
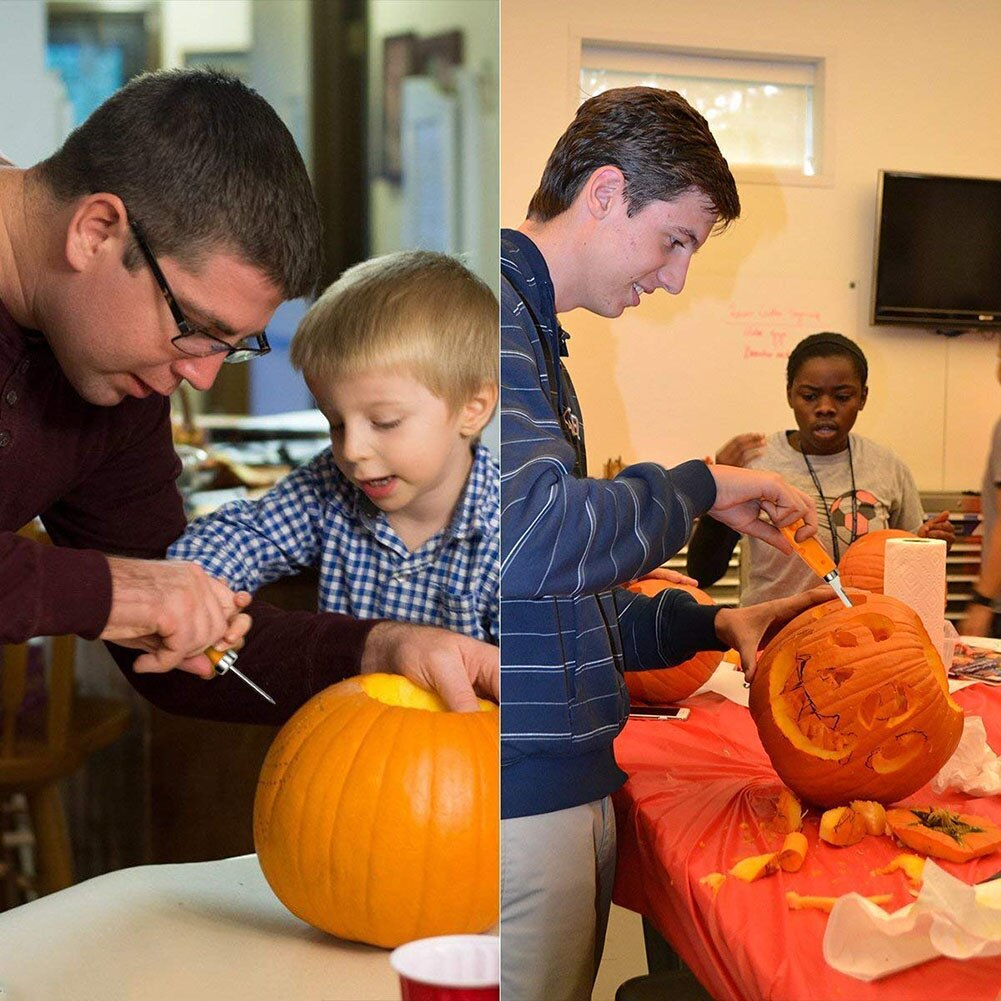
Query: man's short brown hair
34 68 321 299
527 87 740 227
290 250 498 413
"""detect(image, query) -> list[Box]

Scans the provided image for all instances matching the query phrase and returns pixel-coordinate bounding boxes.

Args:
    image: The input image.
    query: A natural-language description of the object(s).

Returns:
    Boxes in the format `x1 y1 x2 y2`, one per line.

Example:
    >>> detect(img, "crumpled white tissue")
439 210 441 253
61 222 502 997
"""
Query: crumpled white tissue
932 716 1001 797
692 658 748 707
823 860 1001 981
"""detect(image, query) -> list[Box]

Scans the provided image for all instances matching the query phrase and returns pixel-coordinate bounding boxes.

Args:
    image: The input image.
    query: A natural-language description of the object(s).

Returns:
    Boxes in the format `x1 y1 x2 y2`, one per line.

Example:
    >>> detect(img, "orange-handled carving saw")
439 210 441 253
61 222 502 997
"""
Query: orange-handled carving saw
779 519 852 608
204 647 275 704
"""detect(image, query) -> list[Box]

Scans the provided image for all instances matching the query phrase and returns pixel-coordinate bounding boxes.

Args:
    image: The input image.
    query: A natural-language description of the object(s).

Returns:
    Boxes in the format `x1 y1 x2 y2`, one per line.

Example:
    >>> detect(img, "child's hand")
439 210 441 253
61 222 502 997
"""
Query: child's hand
360 621 498 711
918 510 955 549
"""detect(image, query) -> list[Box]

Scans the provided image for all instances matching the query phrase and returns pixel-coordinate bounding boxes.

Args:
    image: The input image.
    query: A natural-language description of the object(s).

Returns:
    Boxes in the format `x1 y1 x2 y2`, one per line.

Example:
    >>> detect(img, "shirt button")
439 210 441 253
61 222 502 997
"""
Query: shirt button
0 431 11 447
19 359 29 375
5 390 16 406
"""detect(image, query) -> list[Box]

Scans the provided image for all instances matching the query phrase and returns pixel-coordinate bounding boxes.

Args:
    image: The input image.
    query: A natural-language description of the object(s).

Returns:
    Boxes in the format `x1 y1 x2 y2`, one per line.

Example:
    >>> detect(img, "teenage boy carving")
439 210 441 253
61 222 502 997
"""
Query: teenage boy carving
0 69 496 719
500 87 827 1001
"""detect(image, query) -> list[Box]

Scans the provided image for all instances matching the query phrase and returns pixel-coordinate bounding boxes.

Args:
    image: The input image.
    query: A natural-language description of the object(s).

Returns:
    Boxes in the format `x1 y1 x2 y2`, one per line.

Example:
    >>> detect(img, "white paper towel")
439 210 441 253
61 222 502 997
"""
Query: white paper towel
884 536 948 662
823 860 1001 982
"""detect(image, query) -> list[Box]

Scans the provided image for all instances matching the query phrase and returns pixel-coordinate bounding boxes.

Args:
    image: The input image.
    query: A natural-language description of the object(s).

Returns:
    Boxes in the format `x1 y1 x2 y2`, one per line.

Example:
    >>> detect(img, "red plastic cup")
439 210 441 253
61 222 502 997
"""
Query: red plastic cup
390 934 499 1001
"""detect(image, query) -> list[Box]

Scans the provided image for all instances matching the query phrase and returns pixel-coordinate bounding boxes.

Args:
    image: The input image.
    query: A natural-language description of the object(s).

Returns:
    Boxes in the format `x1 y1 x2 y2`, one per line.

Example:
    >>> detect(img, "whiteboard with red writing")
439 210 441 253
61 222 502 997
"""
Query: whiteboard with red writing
563 268 993 491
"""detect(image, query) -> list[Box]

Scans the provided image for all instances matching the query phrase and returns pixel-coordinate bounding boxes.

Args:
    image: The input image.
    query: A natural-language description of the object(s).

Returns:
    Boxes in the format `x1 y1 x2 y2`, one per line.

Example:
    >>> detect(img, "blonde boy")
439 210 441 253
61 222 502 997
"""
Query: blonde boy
169 250 499 642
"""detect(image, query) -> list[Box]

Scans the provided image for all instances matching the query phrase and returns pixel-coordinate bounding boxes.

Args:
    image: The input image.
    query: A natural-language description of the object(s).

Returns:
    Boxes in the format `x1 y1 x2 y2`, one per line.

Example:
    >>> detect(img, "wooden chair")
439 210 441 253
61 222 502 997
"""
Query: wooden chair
0 526 131 896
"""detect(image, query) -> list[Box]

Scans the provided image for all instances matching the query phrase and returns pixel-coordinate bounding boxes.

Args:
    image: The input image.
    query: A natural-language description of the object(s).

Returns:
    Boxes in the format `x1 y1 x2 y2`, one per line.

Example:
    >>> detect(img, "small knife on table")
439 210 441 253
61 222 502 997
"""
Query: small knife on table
204 646 275 705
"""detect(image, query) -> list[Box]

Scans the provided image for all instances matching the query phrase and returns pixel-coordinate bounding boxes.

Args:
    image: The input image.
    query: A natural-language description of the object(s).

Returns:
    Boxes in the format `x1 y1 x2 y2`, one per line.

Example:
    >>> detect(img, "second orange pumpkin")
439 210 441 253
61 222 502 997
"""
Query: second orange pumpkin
838 528 916 593
623 579 722 704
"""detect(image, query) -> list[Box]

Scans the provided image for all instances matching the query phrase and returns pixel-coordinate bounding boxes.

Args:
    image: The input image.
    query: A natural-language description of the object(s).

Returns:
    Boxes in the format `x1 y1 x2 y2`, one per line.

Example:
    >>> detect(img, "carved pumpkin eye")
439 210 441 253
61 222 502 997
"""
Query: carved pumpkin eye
750 594 963 807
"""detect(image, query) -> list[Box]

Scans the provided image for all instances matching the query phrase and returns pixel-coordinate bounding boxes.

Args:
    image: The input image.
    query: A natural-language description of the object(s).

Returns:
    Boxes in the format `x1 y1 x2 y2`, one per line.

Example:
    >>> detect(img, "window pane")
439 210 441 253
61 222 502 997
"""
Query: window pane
580 60 818 177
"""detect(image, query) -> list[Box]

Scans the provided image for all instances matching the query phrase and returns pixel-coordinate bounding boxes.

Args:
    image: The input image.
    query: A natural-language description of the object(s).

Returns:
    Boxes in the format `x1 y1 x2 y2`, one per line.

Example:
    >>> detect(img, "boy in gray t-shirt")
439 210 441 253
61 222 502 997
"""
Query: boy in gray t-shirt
687 332 953 604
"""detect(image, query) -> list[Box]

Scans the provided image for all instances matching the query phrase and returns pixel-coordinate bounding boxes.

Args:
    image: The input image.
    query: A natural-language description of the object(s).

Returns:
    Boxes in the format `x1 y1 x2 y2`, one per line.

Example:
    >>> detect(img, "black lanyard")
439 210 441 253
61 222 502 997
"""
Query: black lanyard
801 437 857 563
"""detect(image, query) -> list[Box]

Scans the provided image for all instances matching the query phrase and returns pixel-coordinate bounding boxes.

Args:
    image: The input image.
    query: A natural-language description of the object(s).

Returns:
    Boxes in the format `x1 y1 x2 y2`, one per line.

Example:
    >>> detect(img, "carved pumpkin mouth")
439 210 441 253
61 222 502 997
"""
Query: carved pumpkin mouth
867 730 928 773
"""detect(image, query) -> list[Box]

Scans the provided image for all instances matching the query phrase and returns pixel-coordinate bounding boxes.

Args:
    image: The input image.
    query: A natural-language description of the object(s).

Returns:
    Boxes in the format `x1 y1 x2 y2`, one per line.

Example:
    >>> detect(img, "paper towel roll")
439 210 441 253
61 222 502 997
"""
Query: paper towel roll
883 537 947 660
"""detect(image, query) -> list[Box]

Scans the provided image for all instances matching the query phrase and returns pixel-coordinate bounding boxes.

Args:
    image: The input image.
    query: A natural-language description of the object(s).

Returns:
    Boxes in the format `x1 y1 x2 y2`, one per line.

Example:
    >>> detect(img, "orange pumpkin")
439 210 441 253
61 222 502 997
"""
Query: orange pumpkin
623 580 721 704
749 593 963 808
838 529 915 593
254 674 498 948
885 806 1001 863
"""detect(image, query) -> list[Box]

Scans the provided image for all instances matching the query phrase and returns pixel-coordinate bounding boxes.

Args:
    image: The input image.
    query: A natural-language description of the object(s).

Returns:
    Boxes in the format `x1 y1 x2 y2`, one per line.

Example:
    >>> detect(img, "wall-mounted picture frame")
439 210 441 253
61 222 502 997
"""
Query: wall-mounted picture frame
381 32 420 183
418 29 464 80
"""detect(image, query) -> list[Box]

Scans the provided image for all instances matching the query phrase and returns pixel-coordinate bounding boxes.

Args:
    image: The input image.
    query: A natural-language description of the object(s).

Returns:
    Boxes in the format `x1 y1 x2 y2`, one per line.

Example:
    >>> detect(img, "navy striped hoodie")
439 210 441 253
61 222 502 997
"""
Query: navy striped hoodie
500 229 726 819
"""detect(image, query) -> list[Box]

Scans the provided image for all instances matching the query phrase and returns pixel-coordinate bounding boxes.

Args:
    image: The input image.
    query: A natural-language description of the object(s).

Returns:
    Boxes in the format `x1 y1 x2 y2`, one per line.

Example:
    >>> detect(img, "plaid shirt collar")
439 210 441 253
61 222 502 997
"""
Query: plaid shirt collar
352 442 495 546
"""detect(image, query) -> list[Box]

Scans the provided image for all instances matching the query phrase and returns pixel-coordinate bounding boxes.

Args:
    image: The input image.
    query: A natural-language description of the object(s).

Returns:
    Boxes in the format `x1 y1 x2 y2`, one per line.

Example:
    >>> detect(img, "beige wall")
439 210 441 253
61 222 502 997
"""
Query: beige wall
502 0 1001 491
160 0 251 70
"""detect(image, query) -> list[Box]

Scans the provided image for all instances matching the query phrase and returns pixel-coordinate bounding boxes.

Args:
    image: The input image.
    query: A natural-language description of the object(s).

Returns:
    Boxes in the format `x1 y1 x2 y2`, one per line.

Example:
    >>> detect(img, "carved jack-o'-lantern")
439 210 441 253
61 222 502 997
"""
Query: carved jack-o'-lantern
749 593 963 807
623 579 721 704
838 529 915 593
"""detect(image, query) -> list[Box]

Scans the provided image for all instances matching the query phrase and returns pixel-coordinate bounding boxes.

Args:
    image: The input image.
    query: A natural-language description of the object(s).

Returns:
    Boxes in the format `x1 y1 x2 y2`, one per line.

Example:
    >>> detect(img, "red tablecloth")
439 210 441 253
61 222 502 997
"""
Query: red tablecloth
611 685 1001 1001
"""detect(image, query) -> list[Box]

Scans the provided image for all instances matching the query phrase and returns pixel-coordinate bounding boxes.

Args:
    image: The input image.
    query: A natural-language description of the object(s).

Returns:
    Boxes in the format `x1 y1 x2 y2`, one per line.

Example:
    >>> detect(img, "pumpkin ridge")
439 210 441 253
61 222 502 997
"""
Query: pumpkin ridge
302 691 388 934
257 688 354 923
359 703 414 944
412 713 440 941
467 713 499 932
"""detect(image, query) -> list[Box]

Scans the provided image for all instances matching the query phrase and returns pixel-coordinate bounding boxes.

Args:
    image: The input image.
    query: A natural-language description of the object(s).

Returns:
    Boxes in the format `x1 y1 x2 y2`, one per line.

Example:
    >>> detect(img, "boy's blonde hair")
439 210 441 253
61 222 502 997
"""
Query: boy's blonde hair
290 250 498 412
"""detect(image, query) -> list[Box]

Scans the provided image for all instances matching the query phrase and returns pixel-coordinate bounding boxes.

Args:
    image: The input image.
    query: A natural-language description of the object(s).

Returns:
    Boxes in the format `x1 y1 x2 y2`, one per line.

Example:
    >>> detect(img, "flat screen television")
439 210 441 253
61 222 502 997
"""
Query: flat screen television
871 170 1001 332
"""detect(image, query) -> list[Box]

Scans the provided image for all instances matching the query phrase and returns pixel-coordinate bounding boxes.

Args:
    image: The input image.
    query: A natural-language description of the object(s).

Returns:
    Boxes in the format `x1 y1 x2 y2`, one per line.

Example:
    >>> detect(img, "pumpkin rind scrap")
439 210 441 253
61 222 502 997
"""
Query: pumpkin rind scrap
819 805 867 847
749 594 963 808
254 673 499 949
838 529 915 593
885 807 1001 863
623 580 720 703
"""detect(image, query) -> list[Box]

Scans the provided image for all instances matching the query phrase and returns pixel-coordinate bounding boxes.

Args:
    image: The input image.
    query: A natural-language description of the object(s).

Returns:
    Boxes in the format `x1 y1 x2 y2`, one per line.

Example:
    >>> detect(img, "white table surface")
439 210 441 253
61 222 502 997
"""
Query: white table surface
0 854 400 1001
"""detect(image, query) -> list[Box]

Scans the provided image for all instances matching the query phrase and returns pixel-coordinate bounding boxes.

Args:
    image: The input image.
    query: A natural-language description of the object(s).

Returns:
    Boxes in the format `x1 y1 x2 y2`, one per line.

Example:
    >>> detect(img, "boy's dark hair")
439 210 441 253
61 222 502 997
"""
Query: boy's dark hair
526 87 740 226
786 332 869 388
34 68 321 299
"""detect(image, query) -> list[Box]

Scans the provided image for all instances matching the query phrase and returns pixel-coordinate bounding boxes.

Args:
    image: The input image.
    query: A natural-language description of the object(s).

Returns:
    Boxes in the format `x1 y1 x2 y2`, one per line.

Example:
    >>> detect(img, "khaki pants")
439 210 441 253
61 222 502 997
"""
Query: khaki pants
501 797 617 1001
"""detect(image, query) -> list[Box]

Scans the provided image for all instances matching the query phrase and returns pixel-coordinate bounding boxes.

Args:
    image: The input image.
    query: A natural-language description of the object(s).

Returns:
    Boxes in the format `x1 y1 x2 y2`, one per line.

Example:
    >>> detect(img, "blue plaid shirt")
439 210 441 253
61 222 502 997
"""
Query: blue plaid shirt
168 443 499 643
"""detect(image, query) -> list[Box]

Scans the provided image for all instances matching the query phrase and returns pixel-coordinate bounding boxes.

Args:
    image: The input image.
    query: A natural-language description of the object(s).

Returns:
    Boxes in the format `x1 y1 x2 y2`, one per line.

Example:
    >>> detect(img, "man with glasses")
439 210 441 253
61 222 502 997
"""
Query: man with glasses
0 68 496 719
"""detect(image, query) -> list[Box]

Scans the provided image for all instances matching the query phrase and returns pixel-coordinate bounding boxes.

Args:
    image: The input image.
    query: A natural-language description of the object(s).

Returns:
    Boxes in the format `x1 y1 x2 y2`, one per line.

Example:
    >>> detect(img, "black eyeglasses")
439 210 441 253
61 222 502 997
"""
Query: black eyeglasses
128 217 270 365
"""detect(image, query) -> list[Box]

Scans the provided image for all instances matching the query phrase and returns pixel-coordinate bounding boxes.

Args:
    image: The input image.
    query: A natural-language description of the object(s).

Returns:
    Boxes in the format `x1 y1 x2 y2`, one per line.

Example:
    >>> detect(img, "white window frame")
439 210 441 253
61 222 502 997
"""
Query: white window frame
570 33 834 189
